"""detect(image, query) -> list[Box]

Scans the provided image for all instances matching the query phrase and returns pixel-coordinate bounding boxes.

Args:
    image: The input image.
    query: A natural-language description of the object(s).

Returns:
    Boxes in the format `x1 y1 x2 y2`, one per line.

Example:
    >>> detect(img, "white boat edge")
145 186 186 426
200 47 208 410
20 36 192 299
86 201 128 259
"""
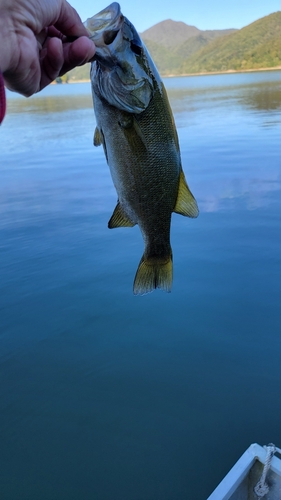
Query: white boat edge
207 443 281 500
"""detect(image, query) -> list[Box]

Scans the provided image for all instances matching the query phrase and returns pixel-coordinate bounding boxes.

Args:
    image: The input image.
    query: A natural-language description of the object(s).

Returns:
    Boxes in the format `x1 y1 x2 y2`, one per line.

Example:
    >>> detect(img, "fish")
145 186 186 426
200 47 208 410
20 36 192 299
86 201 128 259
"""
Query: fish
84 2 199 295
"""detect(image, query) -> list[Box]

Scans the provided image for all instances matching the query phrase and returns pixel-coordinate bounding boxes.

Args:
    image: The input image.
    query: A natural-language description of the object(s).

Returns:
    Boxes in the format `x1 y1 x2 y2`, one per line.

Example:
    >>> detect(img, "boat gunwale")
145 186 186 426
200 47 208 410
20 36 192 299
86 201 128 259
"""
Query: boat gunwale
207 443 281 500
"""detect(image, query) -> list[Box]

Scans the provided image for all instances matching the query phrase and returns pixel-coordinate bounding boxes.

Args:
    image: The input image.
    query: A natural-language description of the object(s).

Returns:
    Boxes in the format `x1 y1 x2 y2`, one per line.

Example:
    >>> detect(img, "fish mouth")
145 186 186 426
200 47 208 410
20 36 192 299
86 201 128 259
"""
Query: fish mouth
87 2 154 113
84 2 122 42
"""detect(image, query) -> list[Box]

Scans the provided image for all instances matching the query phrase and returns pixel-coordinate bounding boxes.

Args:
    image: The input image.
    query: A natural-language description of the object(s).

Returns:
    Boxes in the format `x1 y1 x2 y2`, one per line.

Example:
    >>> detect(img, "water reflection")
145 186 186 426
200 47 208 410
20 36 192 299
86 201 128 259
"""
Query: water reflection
2 73 281 215
168 82 281 117
239 82 281 112
5 72 281 118
198 171 281 213
7 95 93 114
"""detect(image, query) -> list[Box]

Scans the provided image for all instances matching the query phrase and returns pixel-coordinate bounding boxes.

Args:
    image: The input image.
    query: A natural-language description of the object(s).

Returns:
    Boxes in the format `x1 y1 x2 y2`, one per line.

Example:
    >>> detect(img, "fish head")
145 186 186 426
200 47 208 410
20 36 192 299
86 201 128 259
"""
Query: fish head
84 2 157 113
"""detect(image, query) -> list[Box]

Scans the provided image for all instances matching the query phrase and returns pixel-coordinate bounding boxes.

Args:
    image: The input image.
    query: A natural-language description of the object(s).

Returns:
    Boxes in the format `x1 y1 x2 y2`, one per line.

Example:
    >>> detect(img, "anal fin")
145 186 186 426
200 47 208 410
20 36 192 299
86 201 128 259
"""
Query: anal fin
174 170 199 218
108 202 136 229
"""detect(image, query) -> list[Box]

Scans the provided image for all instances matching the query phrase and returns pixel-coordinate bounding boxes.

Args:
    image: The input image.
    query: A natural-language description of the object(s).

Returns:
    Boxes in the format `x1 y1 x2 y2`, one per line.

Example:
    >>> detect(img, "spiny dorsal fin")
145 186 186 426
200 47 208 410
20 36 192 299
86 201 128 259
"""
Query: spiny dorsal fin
174 170 199 218
108 202 136 229
93 127 102 146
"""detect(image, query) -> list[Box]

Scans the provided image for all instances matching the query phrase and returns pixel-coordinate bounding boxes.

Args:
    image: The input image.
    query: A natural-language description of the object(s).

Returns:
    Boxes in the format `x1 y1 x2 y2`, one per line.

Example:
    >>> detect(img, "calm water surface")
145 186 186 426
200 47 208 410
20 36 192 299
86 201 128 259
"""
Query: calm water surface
1 72 281 499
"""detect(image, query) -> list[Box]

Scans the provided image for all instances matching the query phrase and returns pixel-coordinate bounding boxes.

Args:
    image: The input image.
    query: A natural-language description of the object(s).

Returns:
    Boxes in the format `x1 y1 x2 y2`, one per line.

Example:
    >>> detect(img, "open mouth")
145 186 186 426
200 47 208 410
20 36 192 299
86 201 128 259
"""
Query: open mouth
84 2 122 39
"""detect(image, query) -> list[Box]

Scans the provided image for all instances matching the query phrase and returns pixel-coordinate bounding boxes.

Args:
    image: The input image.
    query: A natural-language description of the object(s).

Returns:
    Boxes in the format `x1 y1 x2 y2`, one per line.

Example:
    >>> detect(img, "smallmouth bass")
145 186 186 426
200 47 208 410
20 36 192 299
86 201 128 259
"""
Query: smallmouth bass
84 3 199 295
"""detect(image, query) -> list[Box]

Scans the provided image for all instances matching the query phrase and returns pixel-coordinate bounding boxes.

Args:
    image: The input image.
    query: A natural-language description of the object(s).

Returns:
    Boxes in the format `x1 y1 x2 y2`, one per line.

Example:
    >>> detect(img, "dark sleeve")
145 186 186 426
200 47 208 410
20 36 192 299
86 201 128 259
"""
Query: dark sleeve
0 71 6 124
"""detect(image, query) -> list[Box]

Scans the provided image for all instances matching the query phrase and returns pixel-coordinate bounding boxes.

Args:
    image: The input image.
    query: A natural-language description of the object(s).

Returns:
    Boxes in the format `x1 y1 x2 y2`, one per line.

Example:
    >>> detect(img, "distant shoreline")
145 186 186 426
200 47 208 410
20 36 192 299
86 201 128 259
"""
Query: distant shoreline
66 65 281 84
164 65 281 78
68 79 90 84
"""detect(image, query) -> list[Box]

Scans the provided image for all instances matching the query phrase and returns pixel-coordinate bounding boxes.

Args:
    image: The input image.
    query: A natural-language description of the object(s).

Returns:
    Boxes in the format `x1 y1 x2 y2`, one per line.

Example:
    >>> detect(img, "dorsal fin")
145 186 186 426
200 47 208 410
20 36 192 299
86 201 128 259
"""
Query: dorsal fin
174 170 199 218
108 202 136 228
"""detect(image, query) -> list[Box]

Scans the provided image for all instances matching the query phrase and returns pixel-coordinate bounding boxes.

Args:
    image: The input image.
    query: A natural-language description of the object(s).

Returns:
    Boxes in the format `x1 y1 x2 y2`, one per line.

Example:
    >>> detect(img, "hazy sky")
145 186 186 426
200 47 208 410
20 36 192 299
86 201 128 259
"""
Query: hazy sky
70 0 280 32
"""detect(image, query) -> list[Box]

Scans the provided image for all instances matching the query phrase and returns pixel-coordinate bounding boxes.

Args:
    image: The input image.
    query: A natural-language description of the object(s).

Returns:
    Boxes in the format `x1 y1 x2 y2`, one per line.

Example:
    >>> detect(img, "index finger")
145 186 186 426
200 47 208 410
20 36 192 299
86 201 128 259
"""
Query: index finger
54 0 89 38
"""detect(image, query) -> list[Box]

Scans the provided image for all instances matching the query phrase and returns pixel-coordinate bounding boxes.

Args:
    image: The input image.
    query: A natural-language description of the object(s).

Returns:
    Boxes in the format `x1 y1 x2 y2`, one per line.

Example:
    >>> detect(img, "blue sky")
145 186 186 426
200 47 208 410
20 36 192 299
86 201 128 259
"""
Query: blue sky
70 0 281 32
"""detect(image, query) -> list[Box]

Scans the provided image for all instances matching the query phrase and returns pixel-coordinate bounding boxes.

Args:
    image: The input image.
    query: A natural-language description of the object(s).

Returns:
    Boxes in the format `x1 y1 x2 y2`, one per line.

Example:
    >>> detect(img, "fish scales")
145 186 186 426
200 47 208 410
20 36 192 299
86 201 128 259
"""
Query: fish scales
85 3 199 295
94 83 179 231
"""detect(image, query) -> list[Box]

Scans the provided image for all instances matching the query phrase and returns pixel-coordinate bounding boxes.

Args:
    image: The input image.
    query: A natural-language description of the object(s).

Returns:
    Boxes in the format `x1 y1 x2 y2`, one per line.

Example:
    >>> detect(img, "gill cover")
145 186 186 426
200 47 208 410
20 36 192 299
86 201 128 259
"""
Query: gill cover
84 2 154 113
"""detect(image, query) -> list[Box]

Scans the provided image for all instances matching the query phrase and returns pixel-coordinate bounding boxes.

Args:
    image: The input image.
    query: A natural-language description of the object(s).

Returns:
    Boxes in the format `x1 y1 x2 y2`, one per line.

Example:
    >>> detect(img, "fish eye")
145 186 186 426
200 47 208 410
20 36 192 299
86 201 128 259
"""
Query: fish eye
103 30 118 45
130 39 142 56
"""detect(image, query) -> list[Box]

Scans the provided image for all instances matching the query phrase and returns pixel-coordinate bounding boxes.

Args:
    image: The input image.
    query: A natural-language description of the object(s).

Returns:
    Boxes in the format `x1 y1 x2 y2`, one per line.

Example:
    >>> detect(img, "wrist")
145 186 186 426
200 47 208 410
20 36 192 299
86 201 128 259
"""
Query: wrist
0 71 6 124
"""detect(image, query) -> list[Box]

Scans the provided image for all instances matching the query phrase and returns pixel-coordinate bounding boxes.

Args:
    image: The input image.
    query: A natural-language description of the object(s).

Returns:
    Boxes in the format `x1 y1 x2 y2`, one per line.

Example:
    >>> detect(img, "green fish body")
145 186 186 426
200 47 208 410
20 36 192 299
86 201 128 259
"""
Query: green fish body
85 3 199 294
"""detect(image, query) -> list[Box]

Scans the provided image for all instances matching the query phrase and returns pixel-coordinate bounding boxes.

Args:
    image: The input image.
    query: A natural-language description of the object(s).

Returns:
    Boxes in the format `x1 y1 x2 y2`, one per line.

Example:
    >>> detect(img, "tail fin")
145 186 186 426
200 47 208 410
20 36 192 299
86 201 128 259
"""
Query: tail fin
133 254 173 295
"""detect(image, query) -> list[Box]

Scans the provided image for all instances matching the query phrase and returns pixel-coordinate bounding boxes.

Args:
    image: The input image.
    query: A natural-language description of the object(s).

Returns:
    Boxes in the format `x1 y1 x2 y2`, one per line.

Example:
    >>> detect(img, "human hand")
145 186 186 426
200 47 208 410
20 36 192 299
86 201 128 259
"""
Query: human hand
0 0 96 96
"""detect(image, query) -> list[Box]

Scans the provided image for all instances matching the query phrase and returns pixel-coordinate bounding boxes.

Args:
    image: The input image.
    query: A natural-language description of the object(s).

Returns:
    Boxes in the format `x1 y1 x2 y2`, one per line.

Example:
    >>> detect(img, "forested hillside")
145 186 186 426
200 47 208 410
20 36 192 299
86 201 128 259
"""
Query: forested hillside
181 11 281 74
65 11 281 81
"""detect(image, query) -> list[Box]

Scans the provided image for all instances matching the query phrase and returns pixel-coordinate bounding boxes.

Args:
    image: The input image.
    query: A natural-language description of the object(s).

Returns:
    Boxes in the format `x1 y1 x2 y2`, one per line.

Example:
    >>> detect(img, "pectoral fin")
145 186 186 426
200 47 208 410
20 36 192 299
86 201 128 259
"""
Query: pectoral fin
121 117 147 151
132 118 148 149
108 202 136 228
94 127 108 162
93 127 102 146
174 170 199 218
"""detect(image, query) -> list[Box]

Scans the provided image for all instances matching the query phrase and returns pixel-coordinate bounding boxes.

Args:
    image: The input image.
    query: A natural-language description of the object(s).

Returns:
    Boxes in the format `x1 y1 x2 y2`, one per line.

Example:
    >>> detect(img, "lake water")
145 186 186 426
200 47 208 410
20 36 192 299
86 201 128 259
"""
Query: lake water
1 71 281 500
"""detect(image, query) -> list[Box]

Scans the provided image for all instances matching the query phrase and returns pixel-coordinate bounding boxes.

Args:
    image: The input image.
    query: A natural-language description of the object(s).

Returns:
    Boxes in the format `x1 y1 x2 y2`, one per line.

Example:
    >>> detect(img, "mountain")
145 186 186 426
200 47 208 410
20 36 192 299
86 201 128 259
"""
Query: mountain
140 21 235 74
141 27 236 75
140 20 235 49
140 20 201 48
66 11 281 81
180 11 281 74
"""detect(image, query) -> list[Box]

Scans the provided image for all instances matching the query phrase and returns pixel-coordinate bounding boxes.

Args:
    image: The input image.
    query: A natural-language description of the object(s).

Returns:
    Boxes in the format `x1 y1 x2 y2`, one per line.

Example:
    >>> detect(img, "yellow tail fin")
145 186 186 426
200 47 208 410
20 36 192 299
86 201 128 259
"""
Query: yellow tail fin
133 254 173 295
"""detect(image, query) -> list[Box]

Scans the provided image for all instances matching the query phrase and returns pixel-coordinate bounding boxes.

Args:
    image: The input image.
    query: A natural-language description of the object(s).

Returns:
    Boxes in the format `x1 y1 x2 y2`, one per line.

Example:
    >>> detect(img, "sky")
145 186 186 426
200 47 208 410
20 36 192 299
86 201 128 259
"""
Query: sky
69 0 281 33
